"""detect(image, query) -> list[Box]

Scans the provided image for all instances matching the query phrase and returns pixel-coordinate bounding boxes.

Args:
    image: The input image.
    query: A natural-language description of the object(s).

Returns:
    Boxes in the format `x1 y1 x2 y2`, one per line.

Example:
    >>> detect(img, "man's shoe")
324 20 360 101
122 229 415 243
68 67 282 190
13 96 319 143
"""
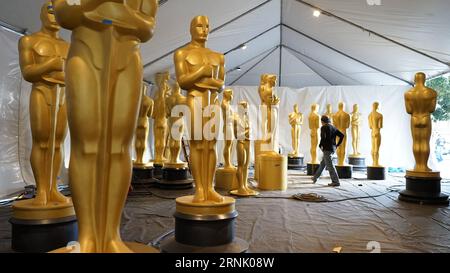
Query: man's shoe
312 177 318 184
328 182 340 187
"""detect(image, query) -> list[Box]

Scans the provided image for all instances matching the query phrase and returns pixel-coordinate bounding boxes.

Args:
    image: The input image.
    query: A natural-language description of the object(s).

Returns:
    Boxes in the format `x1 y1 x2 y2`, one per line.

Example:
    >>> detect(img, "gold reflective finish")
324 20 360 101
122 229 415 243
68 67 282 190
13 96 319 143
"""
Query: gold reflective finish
231 101 258 197
53 0 158 253
153 71 170 165
368 102 383 167
405 72 438 174
350 104 362 157
308 104 320 164
333 102 350 166
222 89 235 169
165 82 187 167
17 2 72 213
134 84 154 168
288 104 303 157
324 104 333 123
174 15 226 204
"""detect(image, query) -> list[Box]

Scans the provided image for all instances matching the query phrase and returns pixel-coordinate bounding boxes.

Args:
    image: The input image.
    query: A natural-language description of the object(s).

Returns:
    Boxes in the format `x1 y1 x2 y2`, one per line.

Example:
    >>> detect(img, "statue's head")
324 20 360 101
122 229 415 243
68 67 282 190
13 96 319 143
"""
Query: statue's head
223 89 233 101
338 102 345 111
414 72 426 86
190 16 209 43
353 104 359 112
294 104 299 112
326 104 332 112
260 74 277 87
155 71 170 87
41 2 59 32
239 100 248 110
311 104 319 112
373 102 379 111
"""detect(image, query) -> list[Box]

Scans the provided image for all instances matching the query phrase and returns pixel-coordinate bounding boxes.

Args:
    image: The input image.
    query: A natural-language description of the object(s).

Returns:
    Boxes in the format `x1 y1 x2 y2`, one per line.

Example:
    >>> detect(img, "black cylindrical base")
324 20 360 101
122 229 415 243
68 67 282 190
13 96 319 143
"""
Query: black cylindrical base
163 167 188 181
10 216 78 253
153 164 164 178
132 167 154 184
399 176 449 206
307 164 320 176
348 157 366 171
367 166 386 180
336 165 353 179
160 211 249 253
288 157 305 170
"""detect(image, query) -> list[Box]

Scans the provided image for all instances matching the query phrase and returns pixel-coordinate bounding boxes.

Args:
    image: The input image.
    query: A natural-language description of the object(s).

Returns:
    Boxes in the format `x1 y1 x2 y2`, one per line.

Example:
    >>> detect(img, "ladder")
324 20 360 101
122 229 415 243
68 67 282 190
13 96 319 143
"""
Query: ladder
181 137 192 175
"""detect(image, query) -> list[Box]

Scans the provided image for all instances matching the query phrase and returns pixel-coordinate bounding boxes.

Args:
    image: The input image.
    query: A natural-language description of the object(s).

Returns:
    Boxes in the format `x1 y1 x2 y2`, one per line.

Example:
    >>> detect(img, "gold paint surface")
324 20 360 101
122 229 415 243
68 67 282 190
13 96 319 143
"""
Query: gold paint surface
333 102 351 166
309 104 320 164
368 102 383 167
288 104 303 157
134 85 154 166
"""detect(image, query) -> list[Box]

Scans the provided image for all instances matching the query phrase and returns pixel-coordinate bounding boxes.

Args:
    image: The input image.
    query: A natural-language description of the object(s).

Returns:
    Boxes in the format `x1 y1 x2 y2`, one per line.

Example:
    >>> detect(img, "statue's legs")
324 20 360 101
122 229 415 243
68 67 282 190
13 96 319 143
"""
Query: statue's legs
223 140 232 168
154 123 165 163
411 117 432 171
236 141 245 192
311 133 318 164
135 127 145 163
243 141 253 192
29 89 51 206
337 135 347 166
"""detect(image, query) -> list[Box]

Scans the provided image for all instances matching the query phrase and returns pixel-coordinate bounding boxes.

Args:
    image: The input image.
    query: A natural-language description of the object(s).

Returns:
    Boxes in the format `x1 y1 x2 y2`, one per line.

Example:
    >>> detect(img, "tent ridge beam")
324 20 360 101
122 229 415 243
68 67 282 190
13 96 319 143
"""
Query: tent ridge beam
0 20 27 36
293 0 450 67
282 44 362 85
282 24 413 86
143 0 273 69
227 45 281 74
230 45 280 86
224 23 280 55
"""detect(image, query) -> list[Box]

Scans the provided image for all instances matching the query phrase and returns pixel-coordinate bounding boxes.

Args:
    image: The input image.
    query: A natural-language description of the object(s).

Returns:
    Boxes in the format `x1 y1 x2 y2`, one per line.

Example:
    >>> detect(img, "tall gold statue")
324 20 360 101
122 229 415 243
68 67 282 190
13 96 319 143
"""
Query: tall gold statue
153 71 170 166
174 15 226 203
288 104 303 157
134 84 154 167
53 0 158 253
368 102 383 167
324 104 333 123
350 104 361 157
17 2 70 208
333 102 350 166
231 101 258 197
405 72 437 172
308 104 320 165
165 82 187 166
222 89 236 169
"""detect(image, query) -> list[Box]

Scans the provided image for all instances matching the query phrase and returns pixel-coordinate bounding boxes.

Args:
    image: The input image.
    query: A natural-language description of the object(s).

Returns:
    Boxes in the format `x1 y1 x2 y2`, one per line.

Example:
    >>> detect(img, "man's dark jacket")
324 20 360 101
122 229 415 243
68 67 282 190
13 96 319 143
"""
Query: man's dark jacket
319 123 344 152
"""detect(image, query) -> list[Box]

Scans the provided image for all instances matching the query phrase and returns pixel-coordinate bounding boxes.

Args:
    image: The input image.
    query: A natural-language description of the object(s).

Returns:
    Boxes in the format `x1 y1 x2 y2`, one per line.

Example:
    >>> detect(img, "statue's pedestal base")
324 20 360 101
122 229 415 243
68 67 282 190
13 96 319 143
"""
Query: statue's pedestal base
156 163 193 190
307 163 320 176
258 154 288 191
399 171 449 206
132 163 154 185
153 163 164 179
160 196 248 253
51 242 159 253
215 167 238 191
10 199 77 253
348 156 366 171
367 166 386 180
336 165 353 179
288 155 305 170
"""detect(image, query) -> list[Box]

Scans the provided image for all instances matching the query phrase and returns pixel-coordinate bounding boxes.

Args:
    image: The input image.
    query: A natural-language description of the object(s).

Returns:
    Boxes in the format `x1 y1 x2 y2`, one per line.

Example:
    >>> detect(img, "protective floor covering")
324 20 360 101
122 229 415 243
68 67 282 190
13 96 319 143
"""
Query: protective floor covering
1 171 449 253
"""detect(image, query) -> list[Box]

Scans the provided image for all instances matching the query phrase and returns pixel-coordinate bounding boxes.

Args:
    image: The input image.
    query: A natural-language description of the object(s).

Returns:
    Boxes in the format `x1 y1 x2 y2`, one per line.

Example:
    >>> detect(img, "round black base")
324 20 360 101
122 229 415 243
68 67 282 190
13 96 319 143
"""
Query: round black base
10 216 78 253
307 164 320 176
132 167 154 184
153 164 164 179
156 179 194 190
160 211 248 253
288 157 305 170
336 165 353 179
367 167 386 180
399 176 449 206
163 167 188 181
348 157 366 171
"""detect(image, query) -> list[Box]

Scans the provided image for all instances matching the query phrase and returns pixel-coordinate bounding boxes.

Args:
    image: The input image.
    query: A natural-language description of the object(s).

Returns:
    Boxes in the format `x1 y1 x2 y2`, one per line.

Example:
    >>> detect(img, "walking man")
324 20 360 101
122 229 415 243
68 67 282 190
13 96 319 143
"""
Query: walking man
312 115 344 186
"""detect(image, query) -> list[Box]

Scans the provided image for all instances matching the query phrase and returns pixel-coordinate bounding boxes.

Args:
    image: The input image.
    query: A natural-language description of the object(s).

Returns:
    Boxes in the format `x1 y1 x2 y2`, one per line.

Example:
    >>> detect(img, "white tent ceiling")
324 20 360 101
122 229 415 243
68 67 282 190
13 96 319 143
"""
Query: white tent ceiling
1 0 449 88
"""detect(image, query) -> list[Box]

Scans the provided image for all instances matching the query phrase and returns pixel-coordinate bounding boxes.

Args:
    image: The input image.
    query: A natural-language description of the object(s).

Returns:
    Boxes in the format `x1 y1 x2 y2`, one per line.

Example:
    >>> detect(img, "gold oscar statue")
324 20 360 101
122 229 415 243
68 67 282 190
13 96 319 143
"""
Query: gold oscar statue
255 74 287 190
231 101 258 197
324 104 333 123
288 104 303 157
399 72 448 204
350 104 361 157
309 104 320 165
368 102 383 167
15 2 73 221
165 82 187 168
134 84 154 168
153 71 170 166
215 89 238 191
53 0 159 253
333 102 350 166
174 15 228 208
